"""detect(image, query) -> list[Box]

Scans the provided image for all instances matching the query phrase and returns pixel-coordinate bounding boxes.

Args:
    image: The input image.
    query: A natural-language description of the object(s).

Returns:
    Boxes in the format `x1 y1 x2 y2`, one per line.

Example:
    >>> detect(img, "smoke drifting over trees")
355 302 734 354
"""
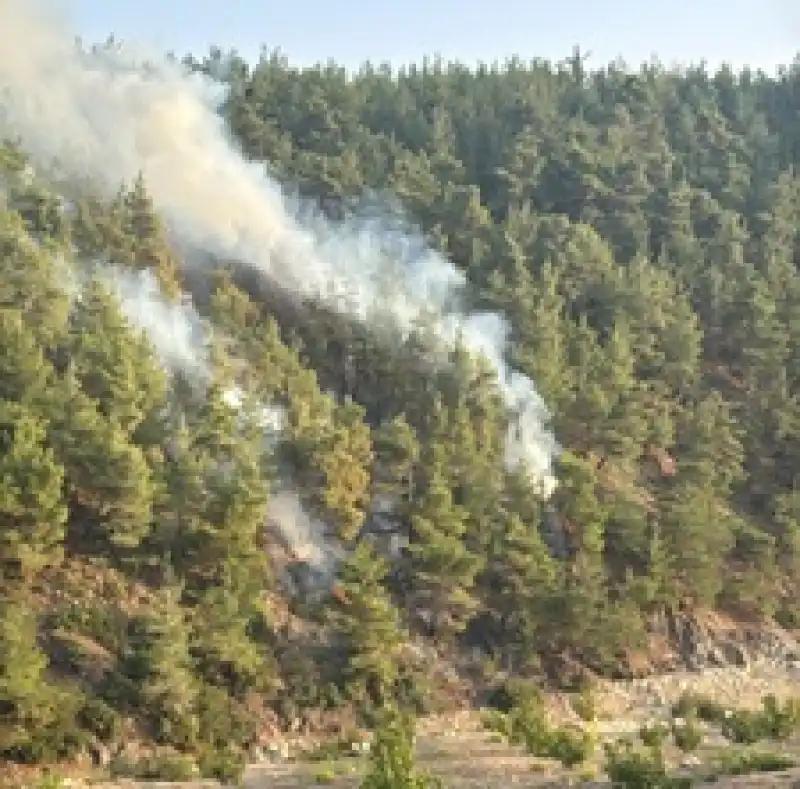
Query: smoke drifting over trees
0 0 797 778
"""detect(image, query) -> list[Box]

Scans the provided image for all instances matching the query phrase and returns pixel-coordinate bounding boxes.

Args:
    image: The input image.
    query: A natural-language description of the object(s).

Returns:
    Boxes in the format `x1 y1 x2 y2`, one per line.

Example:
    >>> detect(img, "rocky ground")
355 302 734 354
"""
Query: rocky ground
233 620 800 789
236 658 800 788
230 616 800 788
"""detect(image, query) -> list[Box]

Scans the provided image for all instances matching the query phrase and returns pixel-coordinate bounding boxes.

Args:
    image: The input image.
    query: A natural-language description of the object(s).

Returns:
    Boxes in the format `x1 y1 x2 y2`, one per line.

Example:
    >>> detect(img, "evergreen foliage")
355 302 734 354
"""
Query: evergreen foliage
0 44 798 768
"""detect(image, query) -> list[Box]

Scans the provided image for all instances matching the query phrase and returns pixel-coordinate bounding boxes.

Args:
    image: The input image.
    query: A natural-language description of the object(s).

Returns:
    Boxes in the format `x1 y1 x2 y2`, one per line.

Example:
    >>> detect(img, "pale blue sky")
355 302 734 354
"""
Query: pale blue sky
66 0 798 73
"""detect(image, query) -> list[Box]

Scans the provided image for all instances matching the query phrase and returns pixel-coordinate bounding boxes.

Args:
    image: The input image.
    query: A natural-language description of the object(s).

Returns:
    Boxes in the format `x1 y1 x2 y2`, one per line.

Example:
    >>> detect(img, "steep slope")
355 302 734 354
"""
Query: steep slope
0 3 798 783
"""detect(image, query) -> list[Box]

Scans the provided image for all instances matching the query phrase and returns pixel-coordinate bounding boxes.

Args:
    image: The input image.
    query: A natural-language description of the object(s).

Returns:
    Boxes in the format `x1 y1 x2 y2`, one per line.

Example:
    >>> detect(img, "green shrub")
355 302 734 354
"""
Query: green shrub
110 751 198 781
394 664 434 716
604 740 691 789
671 717 702 752
546 727 594 767
3 688 87 764
672 694 726 725
639 723 670 749
32 775 65 789
507 700 551 754
303 739 354 762
197 746 246 785
775 604 800 630
42 603 127 655
760 694 800 740
571 684 597 722
486 678 543 713
97 669 139 709
313 764 337 784
145 753 198 781
482 696 593 767
197 685 257 749
149 709 198 750
715 749 796 775
76 697 121 743
677 693 800 745
721 709 767 744
481 709 513 738
359 706 441 789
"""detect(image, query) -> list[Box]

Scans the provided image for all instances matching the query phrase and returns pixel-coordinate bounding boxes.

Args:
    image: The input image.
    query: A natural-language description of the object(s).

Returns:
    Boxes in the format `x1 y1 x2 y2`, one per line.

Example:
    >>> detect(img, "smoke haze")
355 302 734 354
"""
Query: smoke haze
0 0 559 496
108 267 212 382
93 268 324 565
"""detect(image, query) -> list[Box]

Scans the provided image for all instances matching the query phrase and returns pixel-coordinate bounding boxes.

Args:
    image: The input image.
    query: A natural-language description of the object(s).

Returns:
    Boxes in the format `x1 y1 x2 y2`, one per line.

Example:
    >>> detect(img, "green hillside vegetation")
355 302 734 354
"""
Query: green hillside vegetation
0 47 798 777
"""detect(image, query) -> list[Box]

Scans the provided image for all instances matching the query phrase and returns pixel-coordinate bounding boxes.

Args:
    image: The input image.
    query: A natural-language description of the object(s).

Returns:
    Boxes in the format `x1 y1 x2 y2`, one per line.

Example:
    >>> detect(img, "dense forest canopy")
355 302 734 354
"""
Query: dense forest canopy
0 8 798 775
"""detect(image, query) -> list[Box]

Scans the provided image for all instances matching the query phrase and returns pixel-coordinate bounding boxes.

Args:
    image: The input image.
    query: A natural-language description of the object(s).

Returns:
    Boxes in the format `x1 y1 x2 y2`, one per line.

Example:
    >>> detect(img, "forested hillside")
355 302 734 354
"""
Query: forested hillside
0 40 798 775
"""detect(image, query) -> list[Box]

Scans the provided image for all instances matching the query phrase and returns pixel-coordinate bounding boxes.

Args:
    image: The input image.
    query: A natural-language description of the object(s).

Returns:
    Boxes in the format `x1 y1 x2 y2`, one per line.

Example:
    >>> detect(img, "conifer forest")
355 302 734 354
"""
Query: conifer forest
0 2 798 779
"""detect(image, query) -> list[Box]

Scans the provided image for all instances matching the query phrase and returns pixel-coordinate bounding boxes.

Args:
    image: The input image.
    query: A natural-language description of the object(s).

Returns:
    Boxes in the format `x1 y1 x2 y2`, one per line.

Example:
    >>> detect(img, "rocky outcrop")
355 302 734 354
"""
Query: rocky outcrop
644 609 799 673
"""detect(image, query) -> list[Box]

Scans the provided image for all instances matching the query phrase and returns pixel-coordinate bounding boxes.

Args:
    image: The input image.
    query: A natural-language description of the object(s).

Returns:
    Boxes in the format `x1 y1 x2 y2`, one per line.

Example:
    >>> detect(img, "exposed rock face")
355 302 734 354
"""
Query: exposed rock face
585 608 799 685
642 609 799 674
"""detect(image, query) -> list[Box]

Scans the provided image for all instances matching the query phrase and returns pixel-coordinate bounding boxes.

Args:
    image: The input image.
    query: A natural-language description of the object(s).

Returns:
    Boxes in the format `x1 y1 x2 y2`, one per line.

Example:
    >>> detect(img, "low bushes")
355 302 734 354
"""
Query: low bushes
482 680 594 767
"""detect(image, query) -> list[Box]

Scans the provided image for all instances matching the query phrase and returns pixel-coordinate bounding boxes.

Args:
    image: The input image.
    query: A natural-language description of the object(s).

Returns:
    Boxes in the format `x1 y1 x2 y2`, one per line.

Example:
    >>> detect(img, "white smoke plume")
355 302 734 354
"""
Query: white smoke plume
94 267 333 570
264 488 343 577
220 383 285 451
107 267 211 382
0 0 559 497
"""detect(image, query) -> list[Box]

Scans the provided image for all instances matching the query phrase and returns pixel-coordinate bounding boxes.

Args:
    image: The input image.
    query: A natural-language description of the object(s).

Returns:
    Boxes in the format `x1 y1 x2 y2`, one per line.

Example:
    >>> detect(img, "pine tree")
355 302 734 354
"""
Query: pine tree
658 481 736 606
0 591 52 754
161 377 270 595
407 446 479 641
484 510 559 669
0 401 67 580
190 584 273 697
46 380 156 553
0 309 55 407
360 705 441 789
329 541 404 706
122 586 199 747
310 400 374 542
67 279 169 438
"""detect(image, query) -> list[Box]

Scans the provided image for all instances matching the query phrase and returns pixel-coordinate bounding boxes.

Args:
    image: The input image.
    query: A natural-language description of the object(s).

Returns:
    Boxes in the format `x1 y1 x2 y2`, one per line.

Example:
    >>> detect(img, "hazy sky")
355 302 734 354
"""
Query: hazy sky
66 0 798 72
